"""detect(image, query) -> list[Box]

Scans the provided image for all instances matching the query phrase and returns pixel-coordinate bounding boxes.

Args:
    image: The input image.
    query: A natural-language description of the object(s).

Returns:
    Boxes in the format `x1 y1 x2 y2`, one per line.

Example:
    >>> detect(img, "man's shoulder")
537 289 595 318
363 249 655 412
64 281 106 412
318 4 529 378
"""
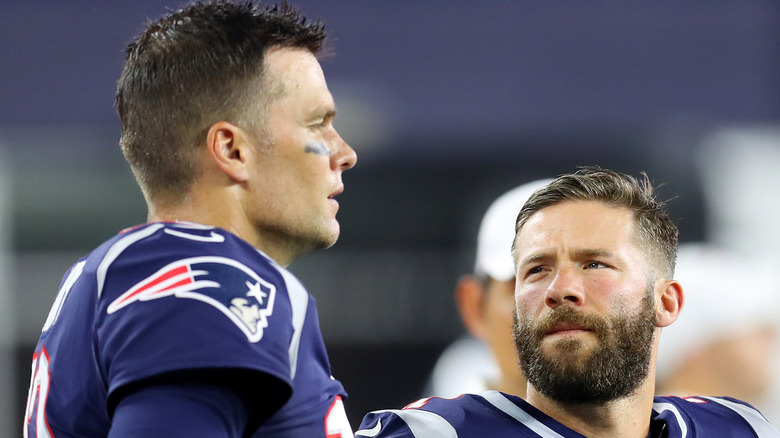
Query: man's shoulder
357 391 583 438
653 395 780 437
95 222 286 284
357 394 477 438
107 222 258 258
91 222 308 342
359 393 780 438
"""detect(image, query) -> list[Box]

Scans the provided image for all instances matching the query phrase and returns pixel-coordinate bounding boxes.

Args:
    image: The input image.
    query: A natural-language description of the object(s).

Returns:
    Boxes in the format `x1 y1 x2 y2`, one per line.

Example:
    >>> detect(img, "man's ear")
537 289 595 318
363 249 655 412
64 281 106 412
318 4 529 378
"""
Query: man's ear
454 275 488 339
655 279 684 328
206 121 251 182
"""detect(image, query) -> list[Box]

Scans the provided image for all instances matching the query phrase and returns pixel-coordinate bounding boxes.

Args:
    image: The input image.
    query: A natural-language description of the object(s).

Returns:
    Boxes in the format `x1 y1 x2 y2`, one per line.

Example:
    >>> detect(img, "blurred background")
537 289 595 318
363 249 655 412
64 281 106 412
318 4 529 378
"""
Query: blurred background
3 1 780 435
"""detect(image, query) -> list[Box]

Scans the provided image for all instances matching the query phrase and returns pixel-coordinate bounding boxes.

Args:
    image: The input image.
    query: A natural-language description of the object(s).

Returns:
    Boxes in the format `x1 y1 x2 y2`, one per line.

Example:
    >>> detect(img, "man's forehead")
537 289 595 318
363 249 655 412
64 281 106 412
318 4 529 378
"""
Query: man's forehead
265 47 324 83
261 47 334 118
514 201 638 254
521 200 633 228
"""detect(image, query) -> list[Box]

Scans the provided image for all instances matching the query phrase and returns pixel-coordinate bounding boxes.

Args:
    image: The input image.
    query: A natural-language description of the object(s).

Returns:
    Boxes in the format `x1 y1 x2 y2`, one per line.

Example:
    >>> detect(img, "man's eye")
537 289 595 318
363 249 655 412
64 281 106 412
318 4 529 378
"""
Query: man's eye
585 261 607 269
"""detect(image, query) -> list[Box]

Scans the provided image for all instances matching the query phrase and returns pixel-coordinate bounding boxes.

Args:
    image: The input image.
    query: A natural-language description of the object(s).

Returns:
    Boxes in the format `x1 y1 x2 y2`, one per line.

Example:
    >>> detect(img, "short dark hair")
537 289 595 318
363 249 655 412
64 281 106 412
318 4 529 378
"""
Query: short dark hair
116 0 326 205
513 167 678 278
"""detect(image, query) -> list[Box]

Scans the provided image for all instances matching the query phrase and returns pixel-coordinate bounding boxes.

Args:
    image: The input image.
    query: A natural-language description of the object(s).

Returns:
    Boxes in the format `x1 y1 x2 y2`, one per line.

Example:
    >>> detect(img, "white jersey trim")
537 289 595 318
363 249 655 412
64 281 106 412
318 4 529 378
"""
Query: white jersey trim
703 396 780 437
371 409 458 438
97 223 165 299
278 266 308 380
480 391 566 438
653 401 688 438
163 228 226 243
42 260 86 332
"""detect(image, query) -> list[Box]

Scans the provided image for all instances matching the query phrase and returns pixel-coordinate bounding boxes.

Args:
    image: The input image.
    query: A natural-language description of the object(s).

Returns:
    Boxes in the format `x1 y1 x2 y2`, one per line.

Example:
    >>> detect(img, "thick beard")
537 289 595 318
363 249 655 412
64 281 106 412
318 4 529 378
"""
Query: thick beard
513 289 656 405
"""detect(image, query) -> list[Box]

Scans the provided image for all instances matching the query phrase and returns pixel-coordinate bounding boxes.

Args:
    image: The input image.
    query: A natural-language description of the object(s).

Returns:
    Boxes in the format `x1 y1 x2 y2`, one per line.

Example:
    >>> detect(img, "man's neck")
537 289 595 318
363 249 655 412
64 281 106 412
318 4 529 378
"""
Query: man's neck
148 199 297 268
525 381 656 438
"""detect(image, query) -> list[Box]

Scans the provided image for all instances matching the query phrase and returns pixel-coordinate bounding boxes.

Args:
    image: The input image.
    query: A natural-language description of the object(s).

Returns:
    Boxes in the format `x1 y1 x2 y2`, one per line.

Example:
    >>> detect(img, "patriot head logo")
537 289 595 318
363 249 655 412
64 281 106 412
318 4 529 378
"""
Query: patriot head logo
107 256 276 342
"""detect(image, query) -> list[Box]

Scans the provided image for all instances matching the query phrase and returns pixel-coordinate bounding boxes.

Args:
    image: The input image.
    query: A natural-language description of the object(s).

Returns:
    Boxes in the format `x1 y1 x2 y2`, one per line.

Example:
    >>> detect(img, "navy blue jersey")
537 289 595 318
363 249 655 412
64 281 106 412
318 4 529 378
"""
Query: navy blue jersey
24 222 353 438
357 391 780 437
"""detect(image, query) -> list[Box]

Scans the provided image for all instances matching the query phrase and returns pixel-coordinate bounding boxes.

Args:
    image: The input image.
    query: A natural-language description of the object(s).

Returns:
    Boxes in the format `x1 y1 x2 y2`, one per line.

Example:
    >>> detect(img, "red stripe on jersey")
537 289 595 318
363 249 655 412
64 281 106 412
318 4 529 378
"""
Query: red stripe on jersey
114 265 191 307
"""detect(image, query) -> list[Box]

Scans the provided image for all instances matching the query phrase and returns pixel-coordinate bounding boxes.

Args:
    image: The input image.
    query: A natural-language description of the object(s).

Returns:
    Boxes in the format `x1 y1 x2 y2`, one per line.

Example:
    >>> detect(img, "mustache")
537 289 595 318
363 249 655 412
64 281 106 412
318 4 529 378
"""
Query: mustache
530 306 610 339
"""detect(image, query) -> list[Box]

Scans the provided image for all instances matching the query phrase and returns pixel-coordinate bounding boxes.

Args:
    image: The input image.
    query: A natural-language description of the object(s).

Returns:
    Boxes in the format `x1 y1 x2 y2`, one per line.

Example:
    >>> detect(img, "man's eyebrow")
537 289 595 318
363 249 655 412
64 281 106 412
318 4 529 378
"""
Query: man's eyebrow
307 107 336 122
518 249 614 266
518 253 548 267
572 249 614 259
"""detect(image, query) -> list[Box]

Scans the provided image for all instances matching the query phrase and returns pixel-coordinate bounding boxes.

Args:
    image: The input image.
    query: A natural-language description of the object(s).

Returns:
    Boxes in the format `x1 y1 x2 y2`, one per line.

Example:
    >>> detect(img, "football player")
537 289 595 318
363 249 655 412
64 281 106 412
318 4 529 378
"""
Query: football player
358 168 779 437
24 2 356 437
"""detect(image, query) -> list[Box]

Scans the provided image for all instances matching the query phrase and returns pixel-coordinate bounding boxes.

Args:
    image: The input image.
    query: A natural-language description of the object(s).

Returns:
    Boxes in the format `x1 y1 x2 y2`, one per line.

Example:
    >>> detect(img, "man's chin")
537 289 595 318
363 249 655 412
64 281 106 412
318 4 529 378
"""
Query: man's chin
541 336 597 359
284 228 339 263
310 227 340 251
321 225 340 248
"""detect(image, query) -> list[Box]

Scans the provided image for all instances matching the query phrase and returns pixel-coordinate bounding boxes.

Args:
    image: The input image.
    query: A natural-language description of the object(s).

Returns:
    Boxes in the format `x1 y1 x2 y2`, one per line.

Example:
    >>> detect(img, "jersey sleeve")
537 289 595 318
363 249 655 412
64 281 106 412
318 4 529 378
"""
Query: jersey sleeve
653 395 780 437
357 411 413 438
93 225 296 415
357 409 458 438
109 381 251 438
705 397 780 436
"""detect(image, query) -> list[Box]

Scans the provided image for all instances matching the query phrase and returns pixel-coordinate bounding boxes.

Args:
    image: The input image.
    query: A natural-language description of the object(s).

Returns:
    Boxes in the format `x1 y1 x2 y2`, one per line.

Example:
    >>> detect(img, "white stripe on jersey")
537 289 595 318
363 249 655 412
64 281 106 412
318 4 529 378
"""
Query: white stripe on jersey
97 223 165 298
42 260 86 331
480 391 566 438
278 266 309 380
373 409 458 438
653 402 688 438
703 397 780 437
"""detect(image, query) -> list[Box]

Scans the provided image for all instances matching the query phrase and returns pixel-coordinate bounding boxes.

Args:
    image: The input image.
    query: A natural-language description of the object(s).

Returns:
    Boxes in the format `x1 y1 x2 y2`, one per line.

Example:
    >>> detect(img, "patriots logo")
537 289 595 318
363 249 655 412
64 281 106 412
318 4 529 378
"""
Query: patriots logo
107 256 276 342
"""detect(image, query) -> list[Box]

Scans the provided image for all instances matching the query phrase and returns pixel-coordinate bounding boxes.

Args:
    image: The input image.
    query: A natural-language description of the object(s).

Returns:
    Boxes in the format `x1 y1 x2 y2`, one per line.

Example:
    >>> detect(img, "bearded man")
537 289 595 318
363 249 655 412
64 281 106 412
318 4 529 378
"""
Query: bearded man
357 167 780 438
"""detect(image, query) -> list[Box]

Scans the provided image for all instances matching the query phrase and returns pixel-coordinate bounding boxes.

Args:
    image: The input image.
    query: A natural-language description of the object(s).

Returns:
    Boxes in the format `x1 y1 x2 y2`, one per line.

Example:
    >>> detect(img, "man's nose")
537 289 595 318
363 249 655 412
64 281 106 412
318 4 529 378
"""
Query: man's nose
544 266 585 309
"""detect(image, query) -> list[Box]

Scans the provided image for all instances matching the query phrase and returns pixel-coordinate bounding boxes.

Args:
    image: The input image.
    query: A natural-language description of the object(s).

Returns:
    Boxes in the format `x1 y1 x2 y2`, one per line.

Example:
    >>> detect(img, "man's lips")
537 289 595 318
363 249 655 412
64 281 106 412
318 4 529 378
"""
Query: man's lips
545 322 591 336
329 186 344 199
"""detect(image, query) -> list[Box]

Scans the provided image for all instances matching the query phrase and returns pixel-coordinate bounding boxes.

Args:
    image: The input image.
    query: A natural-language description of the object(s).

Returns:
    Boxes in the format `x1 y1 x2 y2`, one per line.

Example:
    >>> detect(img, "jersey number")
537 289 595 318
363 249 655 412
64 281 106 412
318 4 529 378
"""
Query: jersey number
24 348 53 438
24 261 85 437
325 396 354 438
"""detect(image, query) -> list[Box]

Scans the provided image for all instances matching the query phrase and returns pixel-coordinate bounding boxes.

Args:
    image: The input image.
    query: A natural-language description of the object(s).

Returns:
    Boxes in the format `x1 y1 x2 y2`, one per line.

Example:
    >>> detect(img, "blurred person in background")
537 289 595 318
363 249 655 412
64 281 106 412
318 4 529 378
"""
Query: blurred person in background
23 1 357 437
656 243 780 416
424 179 551 399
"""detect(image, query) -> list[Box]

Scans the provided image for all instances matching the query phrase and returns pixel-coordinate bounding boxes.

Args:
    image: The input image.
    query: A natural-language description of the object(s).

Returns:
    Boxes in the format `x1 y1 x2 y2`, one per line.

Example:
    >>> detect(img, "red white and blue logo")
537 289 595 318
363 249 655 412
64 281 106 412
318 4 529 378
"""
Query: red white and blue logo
107 256 276 343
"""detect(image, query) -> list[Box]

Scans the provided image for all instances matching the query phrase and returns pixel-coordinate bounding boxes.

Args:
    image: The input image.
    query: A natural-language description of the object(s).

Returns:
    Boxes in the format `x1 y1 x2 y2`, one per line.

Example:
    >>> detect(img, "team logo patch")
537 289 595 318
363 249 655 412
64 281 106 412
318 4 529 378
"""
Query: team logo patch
107 256 276 342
